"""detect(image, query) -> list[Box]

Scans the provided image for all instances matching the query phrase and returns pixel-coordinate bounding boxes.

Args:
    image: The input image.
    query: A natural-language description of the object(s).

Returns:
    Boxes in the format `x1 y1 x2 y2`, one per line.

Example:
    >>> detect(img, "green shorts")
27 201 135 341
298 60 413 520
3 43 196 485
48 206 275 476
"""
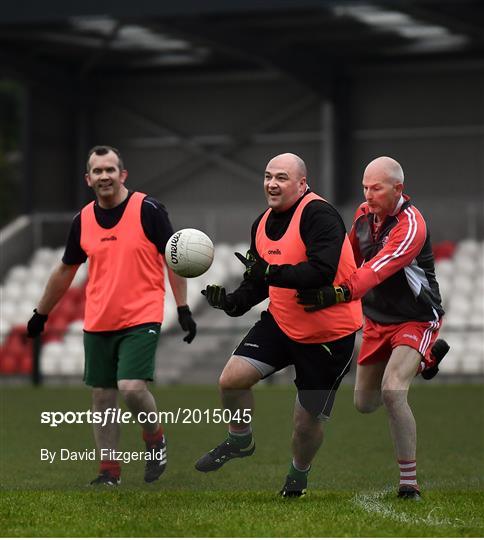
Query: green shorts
83 324 161 388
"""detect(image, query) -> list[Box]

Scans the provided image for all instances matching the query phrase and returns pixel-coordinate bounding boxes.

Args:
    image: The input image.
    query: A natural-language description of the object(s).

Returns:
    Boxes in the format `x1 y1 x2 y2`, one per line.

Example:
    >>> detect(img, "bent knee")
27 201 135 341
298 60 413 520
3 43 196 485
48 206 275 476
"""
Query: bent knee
219 371 253 390
354 392 381 414
218 371 233 389
354 400 380 414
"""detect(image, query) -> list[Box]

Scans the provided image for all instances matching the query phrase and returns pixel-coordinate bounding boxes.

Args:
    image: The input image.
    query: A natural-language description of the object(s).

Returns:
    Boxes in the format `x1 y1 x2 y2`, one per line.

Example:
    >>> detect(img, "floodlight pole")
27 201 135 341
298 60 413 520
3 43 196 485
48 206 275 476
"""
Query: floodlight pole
320 100 335 204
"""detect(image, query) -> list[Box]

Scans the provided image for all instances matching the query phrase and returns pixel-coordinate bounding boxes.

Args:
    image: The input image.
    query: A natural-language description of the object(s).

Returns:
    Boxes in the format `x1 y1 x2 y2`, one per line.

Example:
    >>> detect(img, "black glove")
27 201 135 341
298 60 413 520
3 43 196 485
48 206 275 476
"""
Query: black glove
177 305 197 343
234 250 269 282
296 285 350 312
201 285 236 313
27 309 48 338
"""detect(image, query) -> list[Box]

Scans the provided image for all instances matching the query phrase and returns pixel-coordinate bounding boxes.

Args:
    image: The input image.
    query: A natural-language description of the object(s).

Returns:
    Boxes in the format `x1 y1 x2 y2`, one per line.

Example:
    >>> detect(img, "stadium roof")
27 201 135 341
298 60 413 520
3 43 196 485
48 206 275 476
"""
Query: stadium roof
2 0 484 92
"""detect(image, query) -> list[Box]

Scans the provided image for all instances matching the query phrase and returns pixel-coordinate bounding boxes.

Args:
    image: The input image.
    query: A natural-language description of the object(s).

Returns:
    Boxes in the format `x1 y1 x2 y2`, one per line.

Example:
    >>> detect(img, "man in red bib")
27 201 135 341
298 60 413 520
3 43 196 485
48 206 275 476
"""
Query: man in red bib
27 145 197 486
297 156 450 500
195 152 362 497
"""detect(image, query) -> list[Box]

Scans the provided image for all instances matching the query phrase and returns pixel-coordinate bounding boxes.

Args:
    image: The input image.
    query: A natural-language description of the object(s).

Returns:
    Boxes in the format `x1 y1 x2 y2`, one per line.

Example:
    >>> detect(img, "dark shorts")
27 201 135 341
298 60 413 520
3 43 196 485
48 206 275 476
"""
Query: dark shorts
83 323 161 388
233 311 355 419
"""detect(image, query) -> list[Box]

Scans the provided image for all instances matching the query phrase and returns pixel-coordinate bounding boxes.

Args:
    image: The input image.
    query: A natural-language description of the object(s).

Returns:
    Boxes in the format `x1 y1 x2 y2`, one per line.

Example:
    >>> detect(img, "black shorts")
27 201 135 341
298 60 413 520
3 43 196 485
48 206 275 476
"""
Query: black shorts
233 311 355 419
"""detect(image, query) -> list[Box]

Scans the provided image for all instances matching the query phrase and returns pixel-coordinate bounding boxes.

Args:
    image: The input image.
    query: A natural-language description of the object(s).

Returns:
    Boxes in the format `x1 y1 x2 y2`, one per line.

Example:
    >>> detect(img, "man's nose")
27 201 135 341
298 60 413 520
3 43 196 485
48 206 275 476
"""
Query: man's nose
266 178 277 188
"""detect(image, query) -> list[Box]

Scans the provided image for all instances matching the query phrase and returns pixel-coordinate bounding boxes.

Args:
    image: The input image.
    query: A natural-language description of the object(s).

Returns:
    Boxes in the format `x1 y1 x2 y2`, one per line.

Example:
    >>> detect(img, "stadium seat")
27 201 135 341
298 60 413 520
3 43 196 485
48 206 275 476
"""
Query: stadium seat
435 258 454 279
40 342 65 375
432 240 456 260
1 300 16 328
455 238 479 257
65 319 84 336
461 354 483 375
228 242 250 276
6 265 30 285
18 353 33 375
1 239 483 381
0 353 18 374
30 247 56 267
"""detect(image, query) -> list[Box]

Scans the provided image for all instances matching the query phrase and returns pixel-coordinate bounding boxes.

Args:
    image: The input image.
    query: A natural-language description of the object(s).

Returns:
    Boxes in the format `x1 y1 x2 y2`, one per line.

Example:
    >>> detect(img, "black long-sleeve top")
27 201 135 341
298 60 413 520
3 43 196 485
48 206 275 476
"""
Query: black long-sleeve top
62 191 174 264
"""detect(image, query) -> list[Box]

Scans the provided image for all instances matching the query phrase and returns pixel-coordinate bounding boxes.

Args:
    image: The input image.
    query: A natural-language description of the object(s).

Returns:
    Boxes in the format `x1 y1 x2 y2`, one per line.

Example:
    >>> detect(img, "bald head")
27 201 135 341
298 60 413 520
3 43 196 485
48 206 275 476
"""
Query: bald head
364 156 404 185
362 156 404 219
267 153 307 178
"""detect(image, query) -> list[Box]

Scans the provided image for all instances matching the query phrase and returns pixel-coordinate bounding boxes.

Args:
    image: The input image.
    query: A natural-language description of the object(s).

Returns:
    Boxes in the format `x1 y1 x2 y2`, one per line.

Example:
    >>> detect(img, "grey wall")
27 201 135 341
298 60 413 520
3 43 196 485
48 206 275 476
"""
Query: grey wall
26 61 484 244
27 86 79 212
348 63 484 241
349 64 484 200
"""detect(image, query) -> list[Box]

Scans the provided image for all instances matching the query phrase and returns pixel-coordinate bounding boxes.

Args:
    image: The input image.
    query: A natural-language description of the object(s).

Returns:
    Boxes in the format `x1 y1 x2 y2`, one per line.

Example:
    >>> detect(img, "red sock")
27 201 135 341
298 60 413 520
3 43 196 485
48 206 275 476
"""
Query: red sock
99 460 120 478
143 426 164 444
398 459 419 491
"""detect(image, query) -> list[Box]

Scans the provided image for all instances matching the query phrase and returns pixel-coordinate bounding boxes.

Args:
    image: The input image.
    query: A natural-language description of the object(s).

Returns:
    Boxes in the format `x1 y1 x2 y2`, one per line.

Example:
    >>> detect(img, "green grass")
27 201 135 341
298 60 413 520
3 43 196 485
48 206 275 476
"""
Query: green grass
1 384 483 537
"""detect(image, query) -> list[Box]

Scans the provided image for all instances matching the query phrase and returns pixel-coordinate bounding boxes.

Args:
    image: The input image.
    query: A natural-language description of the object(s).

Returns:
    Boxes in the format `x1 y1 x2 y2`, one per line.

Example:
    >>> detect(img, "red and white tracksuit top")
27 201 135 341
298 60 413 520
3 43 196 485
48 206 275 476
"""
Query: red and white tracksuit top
346 195 444 324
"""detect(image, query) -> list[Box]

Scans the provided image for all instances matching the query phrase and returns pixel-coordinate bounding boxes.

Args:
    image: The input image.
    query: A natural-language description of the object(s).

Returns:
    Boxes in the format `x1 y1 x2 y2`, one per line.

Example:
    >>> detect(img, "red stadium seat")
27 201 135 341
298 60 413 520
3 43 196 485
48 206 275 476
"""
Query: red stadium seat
433 241 456 260
0 281 87 375
0 353 18 374
18 353 33 374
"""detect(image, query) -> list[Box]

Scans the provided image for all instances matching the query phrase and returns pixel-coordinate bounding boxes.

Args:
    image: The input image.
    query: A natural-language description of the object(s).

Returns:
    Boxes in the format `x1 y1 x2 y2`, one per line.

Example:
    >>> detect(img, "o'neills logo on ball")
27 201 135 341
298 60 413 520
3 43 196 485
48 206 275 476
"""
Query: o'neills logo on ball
170 233 182 264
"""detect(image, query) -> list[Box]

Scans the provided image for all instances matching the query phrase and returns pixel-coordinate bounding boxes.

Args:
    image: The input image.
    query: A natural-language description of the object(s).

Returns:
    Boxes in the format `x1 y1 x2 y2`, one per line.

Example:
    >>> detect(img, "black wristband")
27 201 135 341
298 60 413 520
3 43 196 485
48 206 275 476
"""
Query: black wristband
341 285 351 302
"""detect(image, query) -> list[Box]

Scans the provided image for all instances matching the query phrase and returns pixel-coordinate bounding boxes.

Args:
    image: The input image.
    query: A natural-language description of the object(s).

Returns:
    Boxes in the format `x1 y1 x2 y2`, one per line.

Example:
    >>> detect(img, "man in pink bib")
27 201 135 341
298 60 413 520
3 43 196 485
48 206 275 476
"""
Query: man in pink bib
28 145 197 486
195 152 362 497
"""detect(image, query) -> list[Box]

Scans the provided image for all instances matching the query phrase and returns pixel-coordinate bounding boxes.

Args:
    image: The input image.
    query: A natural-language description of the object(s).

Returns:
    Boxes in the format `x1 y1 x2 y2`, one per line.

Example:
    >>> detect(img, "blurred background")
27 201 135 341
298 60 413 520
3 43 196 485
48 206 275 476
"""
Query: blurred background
1 0 483 385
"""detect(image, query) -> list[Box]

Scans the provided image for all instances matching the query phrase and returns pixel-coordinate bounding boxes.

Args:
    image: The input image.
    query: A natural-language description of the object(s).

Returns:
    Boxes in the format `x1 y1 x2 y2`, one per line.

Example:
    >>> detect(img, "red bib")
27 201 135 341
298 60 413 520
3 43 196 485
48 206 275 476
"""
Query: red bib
256 192 362 343
81 192 165 332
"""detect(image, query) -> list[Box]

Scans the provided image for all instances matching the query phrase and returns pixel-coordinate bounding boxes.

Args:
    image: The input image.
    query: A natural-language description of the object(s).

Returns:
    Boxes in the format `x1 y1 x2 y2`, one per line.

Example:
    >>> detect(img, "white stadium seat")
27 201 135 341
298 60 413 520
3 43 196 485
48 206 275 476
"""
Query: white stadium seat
2 240 483 379
65 319 84 336
435 259 454 279
6 265 29 286
40 342 64 375
24 282 44 304
29 263 49 284
71 264 88 287
30 247 56 266
454 238 479 257
57 345 84 375
3 281 23 302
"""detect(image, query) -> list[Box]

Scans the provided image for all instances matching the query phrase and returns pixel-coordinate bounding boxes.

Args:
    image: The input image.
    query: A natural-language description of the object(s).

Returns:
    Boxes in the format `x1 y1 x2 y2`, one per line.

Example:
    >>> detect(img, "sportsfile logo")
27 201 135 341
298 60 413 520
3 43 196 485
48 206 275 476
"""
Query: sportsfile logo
40 407 251 427
100 235 117 242
170 232 182 264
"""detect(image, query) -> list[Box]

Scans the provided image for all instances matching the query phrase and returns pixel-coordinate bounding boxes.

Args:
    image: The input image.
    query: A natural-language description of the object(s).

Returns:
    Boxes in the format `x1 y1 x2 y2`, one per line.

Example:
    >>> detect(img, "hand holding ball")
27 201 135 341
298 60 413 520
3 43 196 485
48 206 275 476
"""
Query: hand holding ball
165 228 214 278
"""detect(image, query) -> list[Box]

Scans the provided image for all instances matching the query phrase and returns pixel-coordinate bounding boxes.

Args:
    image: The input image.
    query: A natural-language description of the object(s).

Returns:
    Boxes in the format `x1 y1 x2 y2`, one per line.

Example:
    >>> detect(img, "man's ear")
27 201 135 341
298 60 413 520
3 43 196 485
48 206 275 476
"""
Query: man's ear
300 176 307 193
395 182 404 195
120 170 128 184
85 173 92 188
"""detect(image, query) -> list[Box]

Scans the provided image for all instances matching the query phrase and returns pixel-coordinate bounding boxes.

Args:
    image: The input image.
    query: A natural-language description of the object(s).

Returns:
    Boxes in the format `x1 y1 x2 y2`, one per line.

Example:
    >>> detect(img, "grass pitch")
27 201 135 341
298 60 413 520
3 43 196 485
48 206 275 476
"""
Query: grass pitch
1 384 483 537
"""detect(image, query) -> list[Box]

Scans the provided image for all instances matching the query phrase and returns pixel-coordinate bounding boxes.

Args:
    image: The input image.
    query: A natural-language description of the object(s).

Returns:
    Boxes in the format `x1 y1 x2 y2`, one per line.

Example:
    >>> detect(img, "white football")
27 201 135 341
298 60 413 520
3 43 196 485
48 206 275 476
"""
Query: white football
165 228 214 278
